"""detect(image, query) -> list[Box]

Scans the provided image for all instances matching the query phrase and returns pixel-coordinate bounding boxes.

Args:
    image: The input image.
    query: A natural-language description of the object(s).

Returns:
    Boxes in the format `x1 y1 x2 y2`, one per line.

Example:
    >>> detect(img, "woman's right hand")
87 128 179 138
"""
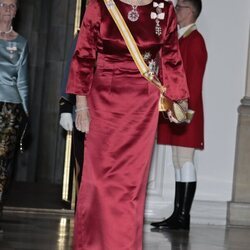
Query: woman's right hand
75 95 90 133
75 109 90 133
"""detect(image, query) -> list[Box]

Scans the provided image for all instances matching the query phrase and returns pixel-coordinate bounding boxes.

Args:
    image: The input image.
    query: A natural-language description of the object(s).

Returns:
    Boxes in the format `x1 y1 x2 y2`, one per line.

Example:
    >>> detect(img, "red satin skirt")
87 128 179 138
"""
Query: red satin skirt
74 54 159 250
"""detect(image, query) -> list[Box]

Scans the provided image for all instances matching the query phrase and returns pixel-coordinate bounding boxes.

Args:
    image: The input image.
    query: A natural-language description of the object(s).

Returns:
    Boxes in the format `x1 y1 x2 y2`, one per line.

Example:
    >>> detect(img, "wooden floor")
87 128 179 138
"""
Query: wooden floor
1 211 250 250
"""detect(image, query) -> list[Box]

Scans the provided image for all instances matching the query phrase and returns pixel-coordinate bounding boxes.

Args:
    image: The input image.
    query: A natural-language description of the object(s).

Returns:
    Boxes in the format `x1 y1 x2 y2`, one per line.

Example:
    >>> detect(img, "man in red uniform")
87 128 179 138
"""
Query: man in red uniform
151 0 207 230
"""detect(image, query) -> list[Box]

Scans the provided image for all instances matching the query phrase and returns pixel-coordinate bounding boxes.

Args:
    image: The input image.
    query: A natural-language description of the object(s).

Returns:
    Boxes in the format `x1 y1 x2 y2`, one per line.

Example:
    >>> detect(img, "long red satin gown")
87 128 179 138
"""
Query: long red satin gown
66 0 189 249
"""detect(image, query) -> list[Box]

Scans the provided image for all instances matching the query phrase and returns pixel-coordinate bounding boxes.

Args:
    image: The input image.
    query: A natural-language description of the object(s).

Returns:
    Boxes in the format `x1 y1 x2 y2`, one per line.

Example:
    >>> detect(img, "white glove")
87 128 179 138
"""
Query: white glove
60 113 73 131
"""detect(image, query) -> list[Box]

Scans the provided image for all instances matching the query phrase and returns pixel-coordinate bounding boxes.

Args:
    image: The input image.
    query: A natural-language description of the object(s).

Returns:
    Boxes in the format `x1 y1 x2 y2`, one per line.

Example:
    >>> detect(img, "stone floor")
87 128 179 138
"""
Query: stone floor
1 211 250 250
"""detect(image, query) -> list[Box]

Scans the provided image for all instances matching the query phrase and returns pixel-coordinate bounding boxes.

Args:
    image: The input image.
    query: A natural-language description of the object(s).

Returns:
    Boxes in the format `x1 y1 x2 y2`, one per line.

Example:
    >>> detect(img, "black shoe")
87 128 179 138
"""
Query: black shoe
150 213 190 230
161 214 190 230
151 218 171 228
151 216 183 229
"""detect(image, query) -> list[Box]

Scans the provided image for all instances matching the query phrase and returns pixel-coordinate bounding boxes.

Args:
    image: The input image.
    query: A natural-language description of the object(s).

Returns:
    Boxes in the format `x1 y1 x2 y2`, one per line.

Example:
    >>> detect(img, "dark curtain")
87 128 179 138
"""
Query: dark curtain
13 0 77 185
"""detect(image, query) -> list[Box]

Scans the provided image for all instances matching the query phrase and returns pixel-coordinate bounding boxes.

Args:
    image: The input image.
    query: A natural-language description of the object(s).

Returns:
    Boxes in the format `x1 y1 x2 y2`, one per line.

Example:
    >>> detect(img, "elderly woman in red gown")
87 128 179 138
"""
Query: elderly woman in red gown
66 0 189 249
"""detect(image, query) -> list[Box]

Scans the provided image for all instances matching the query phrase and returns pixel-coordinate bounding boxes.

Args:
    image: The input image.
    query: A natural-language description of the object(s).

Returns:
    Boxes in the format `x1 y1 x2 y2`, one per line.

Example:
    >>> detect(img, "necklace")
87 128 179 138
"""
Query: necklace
128 0 141 22
0 26 13 36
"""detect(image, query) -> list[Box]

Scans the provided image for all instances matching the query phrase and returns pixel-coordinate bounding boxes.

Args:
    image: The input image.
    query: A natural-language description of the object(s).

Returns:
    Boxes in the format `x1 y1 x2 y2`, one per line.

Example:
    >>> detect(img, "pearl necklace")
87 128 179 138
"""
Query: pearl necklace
0 26 13 36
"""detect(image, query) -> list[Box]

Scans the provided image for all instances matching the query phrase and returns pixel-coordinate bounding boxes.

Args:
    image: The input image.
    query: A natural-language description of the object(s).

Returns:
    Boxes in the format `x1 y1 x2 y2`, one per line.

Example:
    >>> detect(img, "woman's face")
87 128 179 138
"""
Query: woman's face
0 0 17 23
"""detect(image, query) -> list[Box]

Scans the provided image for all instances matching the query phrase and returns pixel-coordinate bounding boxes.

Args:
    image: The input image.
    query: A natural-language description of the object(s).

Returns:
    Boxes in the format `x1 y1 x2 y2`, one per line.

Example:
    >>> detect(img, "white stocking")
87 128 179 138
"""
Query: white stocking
180 161 196 182
172 147 181 181
172 146 197 182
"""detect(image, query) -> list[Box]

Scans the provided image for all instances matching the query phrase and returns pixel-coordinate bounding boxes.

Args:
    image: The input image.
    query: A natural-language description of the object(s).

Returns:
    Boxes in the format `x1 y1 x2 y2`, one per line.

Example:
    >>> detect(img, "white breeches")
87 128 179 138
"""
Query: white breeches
172 146 197 182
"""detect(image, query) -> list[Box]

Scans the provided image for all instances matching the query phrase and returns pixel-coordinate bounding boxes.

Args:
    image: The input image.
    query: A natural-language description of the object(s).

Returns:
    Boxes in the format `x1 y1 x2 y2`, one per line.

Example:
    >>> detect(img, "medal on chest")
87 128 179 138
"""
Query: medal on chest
127 0 142 22
150 2 165 36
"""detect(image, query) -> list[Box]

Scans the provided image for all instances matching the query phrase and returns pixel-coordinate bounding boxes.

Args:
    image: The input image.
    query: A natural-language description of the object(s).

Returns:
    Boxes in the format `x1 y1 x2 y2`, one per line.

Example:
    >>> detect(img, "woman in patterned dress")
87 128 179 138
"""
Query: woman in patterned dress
0 0 29 232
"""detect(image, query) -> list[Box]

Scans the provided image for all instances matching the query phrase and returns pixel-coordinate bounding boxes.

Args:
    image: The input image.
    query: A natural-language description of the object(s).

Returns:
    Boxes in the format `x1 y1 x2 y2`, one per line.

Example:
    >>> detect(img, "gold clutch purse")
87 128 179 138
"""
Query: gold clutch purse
159 94 195 123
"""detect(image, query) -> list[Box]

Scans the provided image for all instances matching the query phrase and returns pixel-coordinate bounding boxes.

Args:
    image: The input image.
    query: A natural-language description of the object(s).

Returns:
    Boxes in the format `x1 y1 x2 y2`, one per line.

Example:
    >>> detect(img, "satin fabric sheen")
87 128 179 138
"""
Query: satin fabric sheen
158 30 207 149
0 36 29 114
66 0 189 249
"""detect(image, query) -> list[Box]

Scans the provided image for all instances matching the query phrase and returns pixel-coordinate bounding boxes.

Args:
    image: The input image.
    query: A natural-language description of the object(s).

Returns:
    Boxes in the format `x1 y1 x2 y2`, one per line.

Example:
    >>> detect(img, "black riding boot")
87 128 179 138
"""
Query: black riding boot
151 182 182 228
163 182 196 230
